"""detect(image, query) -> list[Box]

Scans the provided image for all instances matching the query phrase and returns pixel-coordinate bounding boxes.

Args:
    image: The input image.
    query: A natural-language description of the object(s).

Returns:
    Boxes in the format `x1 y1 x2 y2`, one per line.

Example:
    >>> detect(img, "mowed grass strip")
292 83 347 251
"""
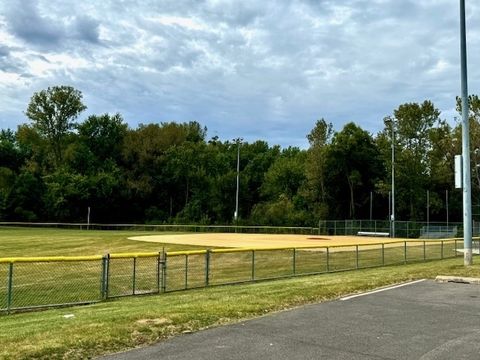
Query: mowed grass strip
0 258 478 359
0 227 199 257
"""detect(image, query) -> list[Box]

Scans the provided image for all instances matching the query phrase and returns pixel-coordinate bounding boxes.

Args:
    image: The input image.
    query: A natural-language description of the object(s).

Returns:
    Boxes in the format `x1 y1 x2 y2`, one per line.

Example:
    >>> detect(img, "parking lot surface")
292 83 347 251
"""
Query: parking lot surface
102 280 480 360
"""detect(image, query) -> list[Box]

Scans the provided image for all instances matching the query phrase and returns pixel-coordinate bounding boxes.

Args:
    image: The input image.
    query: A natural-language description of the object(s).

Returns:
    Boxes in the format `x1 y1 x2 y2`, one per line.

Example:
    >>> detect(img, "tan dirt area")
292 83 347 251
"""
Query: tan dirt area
129 233 415 250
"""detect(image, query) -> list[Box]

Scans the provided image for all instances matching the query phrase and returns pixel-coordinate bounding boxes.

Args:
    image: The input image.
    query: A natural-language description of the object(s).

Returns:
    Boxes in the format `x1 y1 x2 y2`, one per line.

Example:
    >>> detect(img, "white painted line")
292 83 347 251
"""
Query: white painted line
340 279 427 301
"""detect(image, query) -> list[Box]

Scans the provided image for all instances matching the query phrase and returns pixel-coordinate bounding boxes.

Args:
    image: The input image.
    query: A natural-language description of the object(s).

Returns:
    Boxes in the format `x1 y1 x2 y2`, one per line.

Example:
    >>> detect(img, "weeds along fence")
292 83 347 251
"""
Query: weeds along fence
0 239 469 314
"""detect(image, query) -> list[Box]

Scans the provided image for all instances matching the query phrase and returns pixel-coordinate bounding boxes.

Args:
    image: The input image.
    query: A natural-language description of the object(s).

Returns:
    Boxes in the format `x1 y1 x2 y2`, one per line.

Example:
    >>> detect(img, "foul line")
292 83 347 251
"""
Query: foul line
340 279 427 301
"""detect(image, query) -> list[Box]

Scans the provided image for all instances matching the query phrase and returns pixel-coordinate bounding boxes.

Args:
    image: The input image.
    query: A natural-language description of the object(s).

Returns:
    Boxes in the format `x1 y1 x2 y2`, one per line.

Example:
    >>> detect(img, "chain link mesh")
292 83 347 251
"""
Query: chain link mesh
0 264 7 311
8 260 102 310
0 239 462 313
294 248 328 275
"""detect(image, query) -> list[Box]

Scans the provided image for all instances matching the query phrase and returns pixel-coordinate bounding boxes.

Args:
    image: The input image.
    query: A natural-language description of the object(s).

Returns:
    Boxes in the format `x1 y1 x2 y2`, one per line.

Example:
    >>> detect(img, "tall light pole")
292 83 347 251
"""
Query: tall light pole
385 118 396 238
460 0 472 265
234 138 243 224
391 124 395 238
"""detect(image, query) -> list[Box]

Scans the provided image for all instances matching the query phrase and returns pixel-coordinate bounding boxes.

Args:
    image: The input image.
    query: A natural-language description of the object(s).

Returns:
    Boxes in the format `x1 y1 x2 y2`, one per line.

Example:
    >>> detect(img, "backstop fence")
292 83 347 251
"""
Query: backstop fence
1 239 471 314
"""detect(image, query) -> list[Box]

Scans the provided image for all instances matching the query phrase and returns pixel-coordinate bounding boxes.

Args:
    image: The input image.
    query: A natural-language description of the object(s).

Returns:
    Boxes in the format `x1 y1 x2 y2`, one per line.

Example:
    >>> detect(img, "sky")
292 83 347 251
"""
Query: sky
0 0 479 148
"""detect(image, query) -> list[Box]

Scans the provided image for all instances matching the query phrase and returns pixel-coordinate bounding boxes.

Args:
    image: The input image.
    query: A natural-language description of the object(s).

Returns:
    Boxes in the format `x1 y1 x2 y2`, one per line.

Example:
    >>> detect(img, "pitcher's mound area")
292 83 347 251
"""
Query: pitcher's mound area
129 233 402 249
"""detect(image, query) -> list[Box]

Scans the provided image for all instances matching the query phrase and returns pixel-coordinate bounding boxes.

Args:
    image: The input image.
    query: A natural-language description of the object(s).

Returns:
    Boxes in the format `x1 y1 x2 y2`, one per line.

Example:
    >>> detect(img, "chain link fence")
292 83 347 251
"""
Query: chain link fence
318 220 468 238
1 239 473 314
0 222 317 234
2 220 477 238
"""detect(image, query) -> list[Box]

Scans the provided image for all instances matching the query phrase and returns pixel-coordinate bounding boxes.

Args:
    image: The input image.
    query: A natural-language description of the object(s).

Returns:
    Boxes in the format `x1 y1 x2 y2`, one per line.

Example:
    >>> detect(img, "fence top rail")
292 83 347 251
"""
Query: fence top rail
166 250 208 256
0 255 103 263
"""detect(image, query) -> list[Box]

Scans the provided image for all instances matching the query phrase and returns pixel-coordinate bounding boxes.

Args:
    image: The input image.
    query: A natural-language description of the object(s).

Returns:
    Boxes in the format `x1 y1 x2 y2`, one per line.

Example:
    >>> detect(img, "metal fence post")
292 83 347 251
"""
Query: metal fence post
7 263 13 313
101 255 108 300
105 254 110 299
326 247 330 272
132 257 137 295
162 252 167 293
205 250 211 286
355 245 359 269
292 248 296 275
157 252 161 293
251 250 255 281
381 243 385 266
185 254 188 290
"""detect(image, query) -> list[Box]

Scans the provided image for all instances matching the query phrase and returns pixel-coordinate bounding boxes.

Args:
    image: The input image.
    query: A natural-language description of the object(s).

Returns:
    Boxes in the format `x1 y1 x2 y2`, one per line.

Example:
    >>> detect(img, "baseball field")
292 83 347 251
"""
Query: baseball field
128 233 409 249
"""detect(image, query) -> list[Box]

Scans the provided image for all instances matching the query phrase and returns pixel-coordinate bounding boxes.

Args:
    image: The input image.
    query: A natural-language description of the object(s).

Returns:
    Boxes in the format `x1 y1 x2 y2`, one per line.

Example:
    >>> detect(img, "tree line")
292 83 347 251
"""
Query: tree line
1 85 480 226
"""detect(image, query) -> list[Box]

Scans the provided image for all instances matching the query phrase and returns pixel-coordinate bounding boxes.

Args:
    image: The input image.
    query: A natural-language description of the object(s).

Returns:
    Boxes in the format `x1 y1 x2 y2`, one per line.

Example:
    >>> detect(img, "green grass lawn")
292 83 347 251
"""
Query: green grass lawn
0 227 198 257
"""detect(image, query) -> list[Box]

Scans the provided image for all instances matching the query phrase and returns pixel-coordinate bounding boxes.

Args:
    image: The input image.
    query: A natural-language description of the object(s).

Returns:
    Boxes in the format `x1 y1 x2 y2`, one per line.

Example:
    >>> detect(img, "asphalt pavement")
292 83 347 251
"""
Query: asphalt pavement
101 280 480 360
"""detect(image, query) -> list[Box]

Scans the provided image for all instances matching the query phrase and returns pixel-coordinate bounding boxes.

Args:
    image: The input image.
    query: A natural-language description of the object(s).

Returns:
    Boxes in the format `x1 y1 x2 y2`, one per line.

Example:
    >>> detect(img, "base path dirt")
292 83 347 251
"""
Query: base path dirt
128 233 411 249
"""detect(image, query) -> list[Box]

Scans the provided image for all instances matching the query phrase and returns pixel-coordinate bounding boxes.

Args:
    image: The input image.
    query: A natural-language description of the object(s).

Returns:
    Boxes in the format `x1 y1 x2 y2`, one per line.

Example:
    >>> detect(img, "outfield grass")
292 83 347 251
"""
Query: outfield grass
0 227 198 257
0 257 478 359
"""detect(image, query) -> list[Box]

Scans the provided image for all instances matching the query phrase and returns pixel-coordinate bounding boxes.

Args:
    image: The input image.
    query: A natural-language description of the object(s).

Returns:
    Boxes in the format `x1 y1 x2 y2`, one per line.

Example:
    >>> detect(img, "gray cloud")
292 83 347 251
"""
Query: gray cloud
72 16 101 44
5 0 64 47
0 0 479 147
4 1 102 50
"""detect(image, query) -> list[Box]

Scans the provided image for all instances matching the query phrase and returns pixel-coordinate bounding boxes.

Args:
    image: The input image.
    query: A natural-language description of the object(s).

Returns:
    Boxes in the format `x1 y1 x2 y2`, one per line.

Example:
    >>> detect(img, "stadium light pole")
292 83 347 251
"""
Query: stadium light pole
460 0 472 265
234 138 243 225
385 118 396 238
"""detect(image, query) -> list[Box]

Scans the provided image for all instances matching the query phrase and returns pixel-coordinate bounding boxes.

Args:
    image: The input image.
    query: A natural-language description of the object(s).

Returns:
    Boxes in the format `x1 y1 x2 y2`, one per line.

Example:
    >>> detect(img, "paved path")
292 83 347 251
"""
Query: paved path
102 280 480 359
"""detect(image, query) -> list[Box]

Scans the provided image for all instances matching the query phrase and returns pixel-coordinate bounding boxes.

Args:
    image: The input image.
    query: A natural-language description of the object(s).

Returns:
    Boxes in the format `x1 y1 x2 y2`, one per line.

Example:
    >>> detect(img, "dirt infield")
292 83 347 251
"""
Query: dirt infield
128 233 409 249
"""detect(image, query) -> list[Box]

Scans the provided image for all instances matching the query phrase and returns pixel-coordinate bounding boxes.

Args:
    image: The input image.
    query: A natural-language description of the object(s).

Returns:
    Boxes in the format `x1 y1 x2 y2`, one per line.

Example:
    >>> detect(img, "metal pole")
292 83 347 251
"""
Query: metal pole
388 191 391 237
292 248 296 275
132 257 136 295
391 124 395 238
460 0 472 265
185 254 188 290
234 138 242 225
446 190 449 227
427 190 430 233
87 206 90 230
105 254 110 298
7 263 13 313
326 247 330 272
251 250 255 280
381 243 385 266
370 191 373 221
205 250 210 286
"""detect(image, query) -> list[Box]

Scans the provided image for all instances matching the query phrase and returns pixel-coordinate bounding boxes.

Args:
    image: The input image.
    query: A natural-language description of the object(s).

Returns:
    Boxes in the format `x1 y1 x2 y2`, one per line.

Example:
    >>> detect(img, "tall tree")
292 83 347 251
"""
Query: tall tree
383 100 442 220
304 119 333 219
76 113 128 166
326 123 383 219
26 86 86 167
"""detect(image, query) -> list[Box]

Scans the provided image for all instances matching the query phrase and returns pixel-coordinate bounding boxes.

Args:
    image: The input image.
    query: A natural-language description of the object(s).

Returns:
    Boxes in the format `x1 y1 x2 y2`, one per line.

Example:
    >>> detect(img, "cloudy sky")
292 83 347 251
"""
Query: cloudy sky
0 0 479 147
